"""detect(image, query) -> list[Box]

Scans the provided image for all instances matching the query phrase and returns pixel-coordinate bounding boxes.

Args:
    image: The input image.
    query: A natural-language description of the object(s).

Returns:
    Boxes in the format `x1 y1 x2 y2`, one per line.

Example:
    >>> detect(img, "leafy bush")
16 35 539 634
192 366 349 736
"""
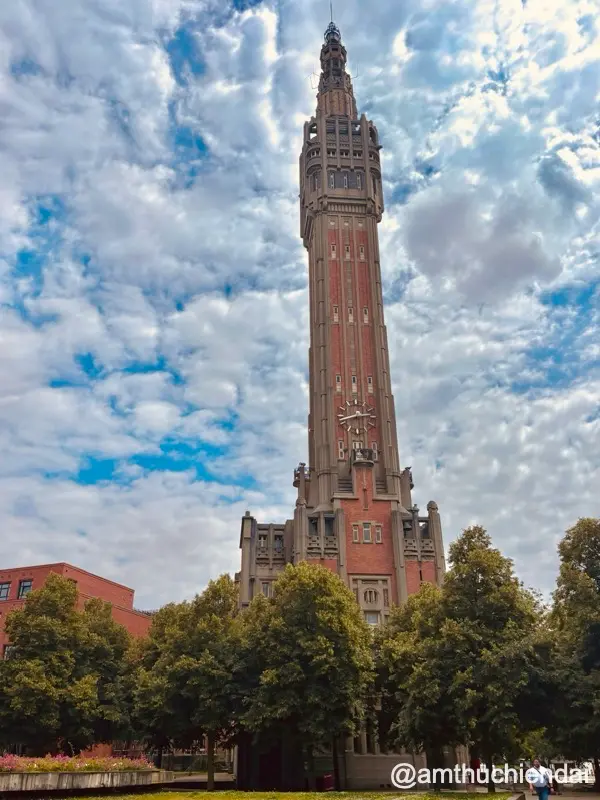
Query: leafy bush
0 754 154 773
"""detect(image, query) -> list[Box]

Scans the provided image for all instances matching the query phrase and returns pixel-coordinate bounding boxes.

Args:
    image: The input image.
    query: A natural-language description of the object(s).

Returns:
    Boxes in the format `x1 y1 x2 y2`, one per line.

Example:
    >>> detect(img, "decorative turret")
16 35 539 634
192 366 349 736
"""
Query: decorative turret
316 21 357 118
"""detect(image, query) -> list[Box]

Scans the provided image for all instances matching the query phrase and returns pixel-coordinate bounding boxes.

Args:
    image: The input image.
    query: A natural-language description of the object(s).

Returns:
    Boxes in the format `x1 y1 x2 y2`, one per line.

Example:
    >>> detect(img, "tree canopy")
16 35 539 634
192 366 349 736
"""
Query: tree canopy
0 574 132 754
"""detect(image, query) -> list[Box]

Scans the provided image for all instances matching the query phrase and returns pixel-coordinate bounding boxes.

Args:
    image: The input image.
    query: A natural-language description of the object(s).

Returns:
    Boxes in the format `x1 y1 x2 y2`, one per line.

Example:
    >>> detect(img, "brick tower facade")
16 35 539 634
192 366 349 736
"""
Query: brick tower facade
236 21 446 623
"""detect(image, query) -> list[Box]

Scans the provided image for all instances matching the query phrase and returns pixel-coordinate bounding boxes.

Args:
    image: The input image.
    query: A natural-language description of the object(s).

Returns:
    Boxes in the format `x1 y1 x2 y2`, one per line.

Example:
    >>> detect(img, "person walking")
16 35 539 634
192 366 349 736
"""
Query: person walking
528 759 553 800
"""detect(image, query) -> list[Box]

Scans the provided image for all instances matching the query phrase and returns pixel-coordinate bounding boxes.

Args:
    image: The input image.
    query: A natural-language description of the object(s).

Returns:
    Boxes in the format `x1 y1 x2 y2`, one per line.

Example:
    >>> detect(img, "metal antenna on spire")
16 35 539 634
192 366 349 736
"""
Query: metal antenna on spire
330 0 333 22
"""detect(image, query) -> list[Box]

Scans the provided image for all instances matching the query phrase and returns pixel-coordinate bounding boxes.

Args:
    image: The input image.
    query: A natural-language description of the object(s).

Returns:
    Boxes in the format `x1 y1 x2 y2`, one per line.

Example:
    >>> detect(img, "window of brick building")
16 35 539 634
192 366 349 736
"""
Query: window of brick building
348 307 354 323
352 524 359 543
375 525 382 543
345 244 350 259
359 244 365 260
363 307 369 323
364 611 379 625
363 522 372 543
261 582 271 598
338 440 345 460
0 582 10 601
17 580 32 599
258 534 268 551
330 243 336 258
335 374 342 392
364 588 378 604
367 375 373 393
333 305 339 322
274 535 284 553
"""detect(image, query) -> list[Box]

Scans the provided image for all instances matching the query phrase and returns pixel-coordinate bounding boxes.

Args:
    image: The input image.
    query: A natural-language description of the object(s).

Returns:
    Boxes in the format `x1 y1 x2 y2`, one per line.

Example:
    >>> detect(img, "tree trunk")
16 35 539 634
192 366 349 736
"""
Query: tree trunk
207 730 215 791
306 746 316 790
425 745 444 791
332 735 341 791
483 748 495 793
593 756 600 791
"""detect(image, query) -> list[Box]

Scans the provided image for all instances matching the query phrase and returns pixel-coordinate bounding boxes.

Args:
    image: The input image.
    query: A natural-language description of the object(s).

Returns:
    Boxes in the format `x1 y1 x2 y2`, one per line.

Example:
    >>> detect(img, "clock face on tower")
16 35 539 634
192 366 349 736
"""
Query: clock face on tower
337 398 376 433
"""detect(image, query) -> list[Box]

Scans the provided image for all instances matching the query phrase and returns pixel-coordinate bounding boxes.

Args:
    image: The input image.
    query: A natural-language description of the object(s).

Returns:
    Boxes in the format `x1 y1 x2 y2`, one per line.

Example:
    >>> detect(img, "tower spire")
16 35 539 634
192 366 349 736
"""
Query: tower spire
317 14 357 117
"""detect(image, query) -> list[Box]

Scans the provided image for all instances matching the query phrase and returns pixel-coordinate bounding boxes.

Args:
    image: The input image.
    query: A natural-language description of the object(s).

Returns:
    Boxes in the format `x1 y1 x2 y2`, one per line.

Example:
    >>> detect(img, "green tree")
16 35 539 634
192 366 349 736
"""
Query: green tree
133 575 239 789
0 574 133 754
549 518 600 787
376 526 543 791
240 562 374 789
444 526 541 788
375 582 469 788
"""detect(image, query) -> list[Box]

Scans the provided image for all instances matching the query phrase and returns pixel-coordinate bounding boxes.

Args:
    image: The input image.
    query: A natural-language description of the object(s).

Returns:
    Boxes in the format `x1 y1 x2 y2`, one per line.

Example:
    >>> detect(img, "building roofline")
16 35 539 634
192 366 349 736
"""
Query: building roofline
0 562 135 594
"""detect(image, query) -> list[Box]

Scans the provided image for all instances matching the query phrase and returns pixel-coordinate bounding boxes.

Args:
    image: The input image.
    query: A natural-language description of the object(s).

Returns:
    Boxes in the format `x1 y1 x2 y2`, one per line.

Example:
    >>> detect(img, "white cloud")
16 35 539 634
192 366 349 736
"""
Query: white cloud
0 0 598 609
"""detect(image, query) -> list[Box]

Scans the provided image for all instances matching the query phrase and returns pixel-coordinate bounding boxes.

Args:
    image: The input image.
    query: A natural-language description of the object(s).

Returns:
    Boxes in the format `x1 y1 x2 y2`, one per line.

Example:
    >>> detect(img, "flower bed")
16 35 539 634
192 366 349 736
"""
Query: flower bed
0 754 154 773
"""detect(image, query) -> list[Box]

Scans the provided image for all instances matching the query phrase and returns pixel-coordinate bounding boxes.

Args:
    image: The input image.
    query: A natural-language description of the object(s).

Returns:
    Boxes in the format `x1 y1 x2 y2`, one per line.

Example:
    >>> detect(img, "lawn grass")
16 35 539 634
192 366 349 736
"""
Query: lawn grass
64 792 513 800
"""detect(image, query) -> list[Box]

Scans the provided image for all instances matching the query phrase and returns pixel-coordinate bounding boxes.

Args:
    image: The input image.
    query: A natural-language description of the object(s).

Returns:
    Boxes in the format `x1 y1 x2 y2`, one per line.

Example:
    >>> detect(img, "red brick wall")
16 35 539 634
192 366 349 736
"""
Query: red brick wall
63 565 134 609
110 605 152 637
0 563 150 650
405 559 437 596
405 560 421 596
421 560 436 584
342 466 397 602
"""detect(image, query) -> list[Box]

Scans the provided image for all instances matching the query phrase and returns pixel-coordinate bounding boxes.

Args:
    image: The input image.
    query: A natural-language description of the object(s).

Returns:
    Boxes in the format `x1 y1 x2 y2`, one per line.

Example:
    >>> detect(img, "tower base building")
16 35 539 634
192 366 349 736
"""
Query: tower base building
235 20 450 790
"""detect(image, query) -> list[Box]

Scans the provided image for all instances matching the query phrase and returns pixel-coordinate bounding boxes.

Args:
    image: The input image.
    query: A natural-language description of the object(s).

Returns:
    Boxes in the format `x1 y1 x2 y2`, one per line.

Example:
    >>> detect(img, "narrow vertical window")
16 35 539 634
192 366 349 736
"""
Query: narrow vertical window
261 582 271 598
367 376 373 393
372 441 378 461
348 307 354 323
330 243 336 259
335 374 342 392
363 522 372 543
375 525 382 543
357 173 362 190
383 588 389 606
333 305 339 322
352 524 359 543
359 245 365 260
344 244 350 259
338 440 345 460
351 375 358 392
343 173 348 188
363 307 369 323
329 172 335 189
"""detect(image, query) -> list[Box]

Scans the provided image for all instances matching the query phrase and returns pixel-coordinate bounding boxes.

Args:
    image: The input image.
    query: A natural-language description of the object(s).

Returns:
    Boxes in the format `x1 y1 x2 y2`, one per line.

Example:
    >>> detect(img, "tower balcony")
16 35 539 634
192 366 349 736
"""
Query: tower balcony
351 447 375 466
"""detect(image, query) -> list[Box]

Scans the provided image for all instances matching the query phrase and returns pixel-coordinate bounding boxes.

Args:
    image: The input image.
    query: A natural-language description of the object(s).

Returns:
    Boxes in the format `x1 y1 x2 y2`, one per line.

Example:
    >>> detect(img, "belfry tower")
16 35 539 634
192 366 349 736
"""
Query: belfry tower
237 21 446 622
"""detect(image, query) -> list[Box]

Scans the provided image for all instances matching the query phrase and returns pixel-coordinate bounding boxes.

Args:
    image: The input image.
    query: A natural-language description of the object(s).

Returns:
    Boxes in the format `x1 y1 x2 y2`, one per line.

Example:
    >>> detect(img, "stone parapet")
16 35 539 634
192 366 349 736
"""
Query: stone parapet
0 770 173 793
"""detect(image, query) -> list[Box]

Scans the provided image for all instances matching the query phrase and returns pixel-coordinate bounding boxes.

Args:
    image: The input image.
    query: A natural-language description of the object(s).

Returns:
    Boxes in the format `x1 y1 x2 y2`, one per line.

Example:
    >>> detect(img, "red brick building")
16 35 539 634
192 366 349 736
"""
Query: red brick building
0 562 151 655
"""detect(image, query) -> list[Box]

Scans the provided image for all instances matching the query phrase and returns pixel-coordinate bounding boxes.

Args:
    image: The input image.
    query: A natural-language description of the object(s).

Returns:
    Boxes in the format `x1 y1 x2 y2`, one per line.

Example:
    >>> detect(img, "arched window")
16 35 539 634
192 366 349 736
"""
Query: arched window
364 588 378 604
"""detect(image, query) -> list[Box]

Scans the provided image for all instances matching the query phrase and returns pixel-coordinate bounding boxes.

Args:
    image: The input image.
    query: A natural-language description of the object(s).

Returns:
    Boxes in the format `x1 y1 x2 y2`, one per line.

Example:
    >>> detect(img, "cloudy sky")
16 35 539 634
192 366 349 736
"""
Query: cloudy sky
0 0 598 609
